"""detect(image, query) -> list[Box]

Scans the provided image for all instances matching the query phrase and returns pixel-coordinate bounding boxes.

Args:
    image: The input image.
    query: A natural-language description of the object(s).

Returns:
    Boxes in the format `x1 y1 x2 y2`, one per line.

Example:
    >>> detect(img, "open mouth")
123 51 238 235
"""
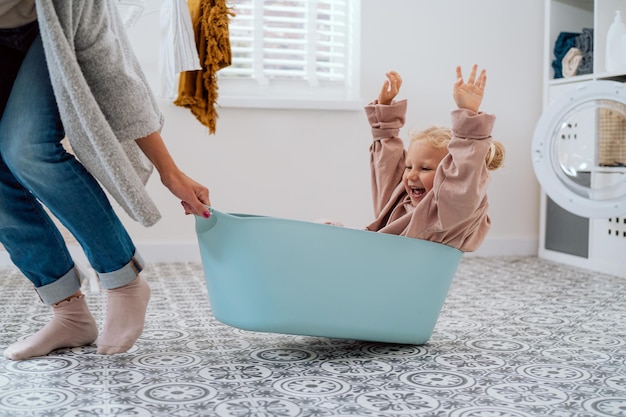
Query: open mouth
410 186 426 200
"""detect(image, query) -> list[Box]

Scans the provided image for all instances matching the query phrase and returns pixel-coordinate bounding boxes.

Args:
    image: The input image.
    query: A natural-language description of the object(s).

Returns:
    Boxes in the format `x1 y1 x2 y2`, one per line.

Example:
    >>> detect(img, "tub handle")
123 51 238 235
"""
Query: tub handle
195 206 218 234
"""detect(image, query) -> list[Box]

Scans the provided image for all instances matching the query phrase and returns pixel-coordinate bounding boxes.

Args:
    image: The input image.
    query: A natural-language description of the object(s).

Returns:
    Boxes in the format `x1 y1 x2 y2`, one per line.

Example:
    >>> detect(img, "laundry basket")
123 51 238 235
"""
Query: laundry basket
195 208 463 344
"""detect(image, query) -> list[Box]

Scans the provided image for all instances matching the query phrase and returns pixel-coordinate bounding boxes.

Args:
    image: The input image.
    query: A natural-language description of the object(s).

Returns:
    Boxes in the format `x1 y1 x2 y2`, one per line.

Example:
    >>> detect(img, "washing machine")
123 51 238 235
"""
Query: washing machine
532 80 626 278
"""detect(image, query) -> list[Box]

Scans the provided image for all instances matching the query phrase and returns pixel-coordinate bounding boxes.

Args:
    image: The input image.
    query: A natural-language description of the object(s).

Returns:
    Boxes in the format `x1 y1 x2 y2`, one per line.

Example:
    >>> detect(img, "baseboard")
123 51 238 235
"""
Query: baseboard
60 243 202 265
465 237 538 257
0 243 202 268
0 237 538 268
135 242 203 263
110 243 203 264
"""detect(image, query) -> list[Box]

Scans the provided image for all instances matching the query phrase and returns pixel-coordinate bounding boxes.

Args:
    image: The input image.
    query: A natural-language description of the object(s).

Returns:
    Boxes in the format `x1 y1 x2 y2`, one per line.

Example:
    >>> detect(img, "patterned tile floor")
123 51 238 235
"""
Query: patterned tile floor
0 257 625 417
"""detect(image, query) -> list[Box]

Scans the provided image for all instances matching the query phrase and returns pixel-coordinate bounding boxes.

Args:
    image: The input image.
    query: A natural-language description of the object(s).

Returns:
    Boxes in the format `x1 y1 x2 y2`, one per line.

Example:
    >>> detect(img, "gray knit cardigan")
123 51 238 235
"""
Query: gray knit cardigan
35 0 163 226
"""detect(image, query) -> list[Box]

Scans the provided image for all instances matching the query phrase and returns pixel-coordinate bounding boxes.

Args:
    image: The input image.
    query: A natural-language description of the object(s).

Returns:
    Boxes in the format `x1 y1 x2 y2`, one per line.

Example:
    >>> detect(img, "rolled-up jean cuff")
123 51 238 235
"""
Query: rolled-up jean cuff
97 252 145 290
36 266 82 305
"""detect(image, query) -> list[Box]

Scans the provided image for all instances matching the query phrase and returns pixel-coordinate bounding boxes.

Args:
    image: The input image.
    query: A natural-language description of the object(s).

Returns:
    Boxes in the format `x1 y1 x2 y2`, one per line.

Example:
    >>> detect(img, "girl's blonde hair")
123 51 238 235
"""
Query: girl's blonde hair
409 126 505 171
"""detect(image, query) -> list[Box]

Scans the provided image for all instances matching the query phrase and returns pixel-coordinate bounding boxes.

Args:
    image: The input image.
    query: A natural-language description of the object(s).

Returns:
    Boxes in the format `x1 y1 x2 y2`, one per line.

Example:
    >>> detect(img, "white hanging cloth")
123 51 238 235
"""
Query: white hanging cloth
115 0 145 28
159 0 201 99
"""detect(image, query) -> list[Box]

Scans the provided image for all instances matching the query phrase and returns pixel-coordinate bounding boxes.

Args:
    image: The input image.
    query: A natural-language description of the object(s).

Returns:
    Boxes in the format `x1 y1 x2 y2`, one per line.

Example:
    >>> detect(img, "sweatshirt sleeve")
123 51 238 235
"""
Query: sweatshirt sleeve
428 108 496 231
365 99 408 216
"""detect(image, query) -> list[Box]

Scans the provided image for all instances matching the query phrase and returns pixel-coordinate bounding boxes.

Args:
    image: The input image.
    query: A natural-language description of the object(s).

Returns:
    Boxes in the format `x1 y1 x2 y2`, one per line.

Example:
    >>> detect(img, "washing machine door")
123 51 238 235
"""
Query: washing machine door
532 80 626 218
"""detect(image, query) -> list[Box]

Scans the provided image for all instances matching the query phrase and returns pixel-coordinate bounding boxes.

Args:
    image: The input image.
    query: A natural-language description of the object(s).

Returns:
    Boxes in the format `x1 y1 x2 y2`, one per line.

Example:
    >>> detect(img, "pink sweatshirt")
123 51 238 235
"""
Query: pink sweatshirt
364 99 496 252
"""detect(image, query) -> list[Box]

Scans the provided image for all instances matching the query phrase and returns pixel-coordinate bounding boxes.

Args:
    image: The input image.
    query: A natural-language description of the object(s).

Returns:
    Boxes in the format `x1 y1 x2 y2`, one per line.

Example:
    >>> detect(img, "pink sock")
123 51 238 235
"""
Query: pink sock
3 295 98 361
97 275 151 355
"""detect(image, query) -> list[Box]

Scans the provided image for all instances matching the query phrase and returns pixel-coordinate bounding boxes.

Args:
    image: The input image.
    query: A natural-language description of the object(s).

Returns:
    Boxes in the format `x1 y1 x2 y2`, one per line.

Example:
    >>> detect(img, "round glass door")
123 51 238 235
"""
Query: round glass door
532 81 626 218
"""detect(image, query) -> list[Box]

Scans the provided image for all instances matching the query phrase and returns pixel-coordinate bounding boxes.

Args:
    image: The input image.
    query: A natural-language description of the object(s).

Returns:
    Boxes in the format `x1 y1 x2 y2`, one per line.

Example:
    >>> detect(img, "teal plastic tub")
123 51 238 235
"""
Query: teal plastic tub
195 208 463 344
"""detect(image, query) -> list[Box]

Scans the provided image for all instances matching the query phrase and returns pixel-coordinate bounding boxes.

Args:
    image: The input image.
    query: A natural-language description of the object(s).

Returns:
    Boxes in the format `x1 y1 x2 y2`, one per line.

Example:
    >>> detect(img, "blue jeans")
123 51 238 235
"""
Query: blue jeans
0 25 144 305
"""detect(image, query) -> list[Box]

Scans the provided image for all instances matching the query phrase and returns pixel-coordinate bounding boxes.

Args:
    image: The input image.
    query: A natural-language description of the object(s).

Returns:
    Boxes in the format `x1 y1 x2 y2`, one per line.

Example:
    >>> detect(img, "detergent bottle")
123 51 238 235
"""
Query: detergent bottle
606 10 626 72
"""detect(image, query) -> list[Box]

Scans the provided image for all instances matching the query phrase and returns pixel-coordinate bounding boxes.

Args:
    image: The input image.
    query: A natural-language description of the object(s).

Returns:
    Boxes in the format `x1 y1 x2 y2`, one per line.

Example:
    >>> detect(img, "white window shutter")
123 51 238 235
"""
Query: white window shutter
219 0 361 110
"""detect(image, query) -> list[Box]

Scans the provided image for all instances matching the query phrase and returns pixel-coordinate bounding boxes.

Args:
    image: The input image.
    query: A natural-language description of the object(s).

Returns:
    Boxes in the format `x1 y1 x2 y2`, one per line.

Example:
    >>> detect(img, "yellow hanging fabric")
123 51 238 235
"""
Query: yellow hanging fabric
174 0 234 134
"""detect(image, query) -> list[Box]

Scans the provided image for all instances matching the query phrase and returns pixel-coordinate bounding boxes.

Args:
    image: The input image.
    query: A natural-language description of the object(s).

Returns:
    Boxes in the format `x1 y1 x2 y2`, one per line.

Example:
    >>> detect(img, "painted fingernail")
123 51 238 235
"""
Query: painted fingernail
203 211 210 218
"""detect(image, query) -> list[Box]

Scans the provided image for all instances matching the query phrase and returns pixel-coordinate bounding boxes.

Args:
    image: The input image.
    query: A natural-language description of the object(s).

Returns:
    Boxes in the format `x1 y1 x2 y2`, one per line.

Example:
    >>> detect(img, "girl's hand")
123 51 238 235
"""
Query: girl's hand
453 64 486 113
378 71 402 105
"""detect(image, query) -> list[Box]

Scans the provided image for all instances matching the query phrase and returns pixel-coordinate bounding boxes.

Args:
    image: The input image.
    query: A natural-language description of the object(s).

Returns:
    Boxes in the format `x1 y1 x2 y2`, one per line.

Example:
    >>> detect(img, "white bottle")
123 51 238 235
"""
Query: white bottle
606 10 626 72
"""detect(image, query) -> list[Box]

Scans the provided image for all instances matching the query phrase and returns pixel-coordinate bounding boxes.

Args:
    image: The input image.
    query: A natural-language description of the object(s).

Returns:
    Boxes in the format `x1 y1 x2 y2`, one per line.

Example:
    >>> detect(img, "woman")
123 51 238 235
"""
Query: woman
0 0 210 360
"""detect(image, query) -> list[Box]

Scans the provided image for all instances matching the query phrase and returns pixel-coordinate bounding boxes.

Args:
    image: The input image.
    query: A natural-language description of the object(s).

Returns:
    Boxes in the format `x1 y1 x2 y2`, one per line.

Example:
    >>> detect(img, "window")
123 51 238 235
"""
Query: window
218 0 361 110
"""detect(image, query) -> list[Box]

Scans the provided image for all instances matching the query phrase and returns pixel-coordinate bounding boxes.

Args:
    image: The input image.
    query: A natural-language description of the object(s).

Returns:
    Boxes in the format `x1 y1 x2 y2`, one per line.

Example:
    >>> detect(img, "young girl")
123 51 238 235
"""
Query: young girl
364 65 504 252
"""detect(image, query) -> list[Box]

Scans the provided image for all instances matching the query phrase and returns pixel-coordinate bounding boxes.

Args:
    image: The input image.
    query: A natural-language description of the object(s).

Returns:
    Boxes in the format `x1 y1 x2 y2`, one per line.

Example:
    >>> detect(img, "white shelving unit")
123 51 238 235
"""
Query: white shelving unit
539 0 626 277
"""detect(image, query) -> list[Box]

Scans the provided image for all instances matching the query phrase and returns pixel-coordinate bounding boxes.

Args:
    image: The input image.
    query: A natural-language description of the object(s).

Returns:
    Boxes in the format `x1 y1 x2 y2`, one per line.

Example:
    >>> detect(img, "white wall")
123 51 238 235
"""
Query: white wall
0 0 545 266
